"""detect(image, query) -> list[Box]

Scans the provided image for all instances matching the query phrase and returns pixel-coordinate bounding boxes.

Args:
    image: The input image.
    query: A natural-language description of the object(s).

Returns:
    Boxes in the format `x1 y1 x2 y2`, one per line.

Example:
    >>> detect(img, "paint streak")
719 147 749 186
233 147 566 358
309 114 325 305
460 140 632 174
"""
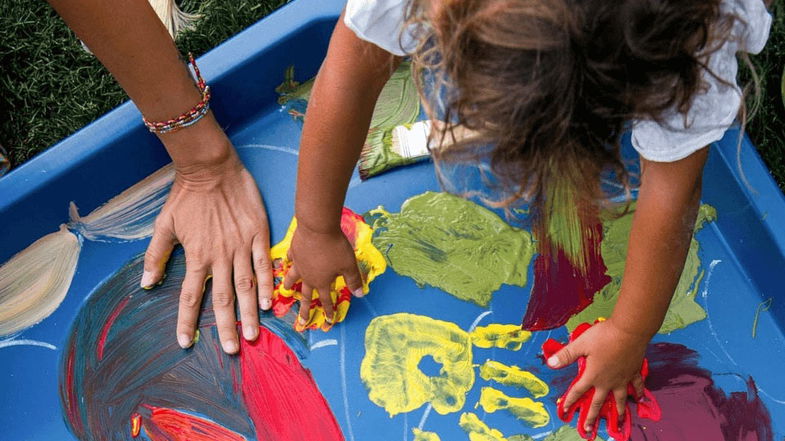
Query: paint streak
522 221 610 331
96 296 129 361
471 324 531 351
479 360 549 398
270 207 387 331
459 412 510 441
542 322 660 441
0 225 79 336
752 298 773 338
276 63 422 179
130 413 141 437
412 428 442 441
627 343 774 441
565 203 716 334
360 313 474 416
368 192 534 306
142 406 247 441
240 326 344 441
477 387 550 428
58 250 332 441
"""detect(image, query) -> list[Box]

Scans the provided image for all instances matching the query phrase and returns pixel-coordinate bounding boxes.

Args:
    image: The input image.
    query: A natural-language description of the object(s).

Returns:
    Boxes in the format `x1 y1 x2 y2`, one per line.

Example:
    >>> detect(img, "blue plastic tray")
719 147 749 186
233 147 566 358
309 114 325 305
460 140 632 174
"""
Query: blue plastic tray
1 1 784 440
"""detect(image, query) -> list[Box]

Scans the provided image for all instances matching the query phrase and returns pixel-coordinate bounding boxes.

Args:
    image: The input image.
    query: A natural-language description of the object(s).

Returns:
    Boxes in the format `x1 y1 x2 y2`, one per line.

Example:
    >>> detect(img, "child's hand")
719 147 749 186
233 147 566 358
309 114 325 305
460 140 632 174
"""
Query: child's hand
283 223 365 327
546 319 649 432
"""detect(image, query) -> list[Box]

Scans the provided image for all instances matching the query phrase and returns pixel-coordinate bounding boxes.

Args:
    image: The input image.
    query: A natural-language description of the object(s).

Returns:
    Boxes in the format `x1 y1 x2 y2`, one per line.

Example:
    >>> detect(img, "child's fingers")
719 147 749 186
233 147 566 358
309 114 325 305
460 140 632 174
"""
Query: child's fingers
317 284 335 323
613 388 627 419
584 388 608 432
343 264 365 297
142 215 176 289
252 233 273 310
562 378 592 410
298 283 313 327
283 264 301 290
631 373 645 400
234 251 259 342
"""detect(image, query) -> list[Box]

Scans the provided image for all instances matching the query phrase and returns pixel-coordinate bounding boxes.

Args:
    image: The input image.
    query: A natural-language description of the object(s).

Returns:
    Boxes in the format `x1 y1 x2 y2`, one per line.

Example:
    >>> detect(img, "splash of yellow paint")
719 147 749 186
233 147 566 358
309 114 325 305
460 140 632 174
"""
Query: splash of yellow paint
458 412 510 441
477 387 550 428
360 313 474 416
478 360 549 398
470 324 531 351
412 428 442 441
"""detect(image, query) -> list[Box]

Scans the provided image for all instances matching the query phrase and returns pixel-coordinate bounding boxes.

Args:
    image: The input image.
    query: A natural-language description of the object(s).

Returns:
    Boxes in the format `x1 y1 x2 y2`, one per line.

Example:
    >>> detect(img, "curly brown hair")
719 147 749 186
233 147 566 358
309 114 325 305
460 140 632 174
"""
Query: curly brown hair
405 0 739 268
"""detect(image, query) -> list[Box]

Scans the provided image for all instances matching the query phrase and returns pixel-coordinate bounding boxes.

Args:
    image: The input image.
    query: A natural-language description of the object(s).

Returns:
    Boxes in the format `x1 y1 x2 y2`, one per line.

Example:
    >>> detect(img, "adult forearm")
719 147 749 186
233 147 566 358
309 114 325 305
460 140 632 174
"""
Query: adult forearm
295 13 399 233
47 0 231 167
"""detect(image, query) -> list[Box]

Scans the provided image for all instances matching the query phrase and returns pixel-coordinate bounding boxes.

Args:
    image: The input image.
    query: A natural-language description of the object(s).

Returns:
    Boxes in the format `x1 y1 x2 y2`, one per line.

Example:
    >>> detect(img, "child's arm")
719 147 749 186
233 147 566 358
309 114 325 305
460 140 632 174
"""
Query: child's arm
283 12 400 324
548 147 708 431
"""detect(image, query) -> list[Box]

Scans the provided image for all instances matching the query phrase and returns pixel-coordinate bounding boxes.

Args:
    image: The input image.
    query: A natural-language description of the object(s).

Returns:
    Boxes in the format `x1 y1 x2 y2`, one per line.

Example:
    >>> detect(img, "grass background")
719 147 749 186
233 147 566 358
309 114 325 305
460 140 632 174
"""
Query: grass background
0 0 782 189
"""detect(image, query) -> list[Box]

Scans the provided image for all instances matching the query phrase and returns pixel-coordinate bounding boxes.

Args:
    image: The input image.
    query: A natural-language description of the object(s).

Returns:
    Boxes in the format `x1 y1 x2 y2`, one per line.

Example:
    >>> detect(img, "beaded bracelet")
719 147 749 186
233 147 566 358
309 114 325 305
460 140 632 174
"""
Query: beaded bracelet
142 53 212 134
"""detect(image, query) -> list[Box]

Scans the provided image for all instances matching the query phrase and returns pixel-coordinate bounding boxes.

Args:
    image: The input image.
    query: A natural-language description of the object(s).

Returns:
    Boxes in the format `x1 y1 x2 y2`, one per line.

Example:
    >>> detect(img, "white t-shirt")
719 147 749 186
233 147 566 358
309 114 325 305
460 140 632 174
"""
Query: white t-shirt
344 0 772 162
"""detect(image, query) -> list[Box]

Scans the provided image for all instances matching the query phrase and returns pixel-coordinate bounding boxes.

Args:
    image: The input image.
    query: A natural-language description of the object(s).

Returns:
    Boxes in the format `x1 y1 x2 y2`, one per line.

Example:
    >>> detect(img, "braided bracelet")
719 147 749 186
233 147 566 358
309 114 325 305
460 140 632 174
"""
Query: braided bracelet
142 53 212 134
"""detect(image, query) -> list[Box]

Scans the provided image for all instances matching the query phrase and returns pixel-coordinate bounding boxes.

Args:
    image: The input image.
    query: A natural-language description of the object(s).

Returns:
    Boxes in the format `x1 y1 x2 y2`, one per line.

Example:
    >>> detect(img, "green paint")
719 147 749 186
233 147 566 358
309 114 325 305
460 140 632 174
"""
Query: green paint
368 192 534 306
752 298 773 338
276 62 422 178
545 179 587 271
566 203 717 334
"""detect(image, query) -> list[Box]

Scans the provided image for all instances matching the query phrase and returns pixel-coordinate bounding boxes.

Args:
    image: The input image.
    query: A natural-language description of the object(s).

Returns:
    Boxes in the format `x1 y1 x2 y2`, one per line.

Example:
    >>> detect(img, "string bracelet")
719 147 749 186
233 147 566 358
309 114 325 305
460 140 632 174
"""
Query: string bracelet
142 53 211 134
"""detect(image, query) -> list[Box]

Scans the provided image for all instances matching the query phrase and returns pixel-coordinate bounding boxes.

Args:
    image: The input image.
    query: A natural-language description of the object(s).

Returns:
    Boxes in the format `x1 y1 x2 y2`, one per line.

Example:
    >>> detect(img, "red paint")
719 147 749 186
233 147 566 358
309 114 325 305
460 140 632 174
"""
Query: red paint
542 322 661 441
63 340 84 436
141 405 246 441
523 222 610 331
339 207 365 247
629 343 774 441
96 296 129 361
240 326 344 441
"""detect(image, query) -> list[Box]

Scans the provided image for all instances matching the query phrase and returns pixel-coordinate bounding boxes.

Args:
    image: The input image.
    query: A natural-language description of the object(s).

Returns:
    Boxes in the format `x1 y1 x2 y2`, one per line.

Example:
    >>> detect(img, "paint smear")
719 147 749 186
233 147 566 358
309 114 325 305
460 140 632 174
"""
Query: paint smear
522 220 610 331
58 250 340 441
0 225 79 336
360 313 474 416
476 387 550 428
459 411 510 441
471 324 531 351
239 327 344 441
276 62 423 179
479 360 549 398
565 203 716 334
628 343 774 441
412 428 442 441
368 192 534 306
142 406 247 441
270 207 387 331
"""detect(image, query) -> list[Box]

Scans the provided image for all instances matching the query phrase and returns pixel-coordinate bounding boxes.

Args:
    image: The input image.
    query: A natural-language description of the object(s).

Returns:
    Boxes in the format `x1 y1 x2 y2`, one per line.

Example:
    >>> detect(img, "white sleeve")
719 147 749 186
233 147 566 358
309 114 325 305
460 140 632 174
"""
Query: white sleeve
344 0 417 56
631 0 772 162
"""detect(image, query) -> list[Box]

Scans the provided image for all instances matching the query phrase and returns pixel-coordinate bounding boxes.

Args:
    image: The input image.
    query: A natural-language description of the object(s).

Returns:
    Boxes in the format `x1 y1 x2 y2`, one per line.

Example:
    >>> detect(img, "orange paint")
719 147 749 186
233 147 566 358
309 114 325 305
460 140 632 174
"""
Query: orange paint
143 406 246 441
130 413 141 438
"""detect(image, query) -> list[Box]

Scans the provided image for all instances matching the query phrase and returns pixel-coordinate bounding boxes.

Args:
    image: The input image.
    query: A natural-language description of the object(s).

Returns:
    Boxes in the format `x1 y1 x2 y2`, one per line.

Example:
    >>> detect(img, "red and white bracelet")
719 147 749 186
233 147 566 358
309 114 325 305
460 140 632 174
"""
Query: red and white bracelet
142 53 211 134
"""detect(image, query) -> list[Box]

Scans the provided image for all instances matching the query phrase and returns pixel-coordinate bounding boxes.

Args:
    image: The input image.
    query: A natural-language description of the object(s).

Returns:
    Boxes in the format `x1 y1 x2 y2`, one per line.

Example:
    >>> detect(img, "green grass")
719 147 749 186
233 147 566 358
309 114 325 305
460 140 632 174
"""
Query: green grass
0 0 783 190
0 0 288 168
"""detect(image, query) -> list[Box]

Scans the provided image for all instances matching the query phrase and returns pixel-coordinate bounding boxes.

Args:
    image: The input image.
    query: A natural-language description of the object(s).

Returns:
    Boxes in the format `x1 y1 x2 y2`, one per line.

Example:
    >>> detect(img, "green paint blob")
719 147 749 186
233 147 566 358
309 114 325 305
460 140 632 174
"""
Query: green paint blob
368 192 534 306
505 426 604 441
566 203 717 334
276 62 422 178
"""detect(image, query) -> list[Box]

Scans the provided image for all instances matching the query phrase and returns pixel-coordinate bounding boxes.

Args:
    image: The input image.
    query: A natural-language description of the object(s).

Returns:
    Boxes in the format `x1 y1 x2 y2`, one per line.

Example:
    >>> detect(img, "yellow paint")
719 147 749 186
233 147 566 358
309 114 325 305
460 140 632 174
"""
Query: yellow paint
479 360 549 398
470 324 531 351
412 428 442 441
458 412 510 441
477 387 550 428
360 313 474 416
270 212 386 331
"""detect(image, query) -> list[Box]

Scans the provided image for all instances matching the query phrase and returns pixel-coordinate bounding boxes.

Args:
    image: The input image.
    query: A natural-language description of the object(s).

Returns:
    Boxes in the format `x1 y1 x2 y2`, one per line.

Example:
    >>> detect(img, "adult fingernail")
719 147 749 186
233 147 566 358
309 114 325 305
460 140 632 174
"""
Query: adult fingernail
244 325 258 341
260 298 272 310
352 288 364 298
141 271 156 289
223 340 239 354
547 355 560 368
178 333 193 349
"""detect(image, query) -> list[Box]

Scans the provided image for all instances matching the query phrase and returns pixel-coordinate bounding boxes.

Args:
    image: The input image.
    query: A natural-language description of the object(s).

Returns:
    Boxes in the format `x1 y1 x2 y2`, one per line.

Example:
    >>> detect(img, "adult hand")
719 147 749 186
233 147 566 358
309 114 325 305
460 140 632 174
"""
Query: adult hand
282 222 364 327
141 139 272 354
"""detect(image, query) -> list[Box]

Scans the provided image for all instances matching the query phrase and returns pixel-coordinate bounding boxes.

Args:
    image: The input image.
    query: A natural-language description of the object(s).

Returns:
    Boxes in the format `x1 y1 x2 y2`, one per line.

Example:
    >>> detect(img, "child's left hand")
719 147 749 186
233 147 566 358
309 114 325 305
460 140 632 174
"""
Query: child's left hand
545 319 650 432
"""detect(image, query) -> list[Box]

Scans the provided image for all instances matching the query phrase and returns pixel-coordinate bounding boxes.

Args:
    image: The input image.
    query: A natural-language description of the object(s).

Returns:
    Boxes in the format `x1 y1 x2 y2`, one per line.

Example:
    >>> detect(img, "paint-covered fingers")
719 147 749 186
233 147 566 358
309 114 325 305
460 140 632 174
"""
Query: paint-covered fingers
141 215 176 289
343 263 365 298
547 341 582 369
176 263 208 349
584 388 608 432
298 283 313 328
252 234 273 311
562 378 592 411
317 284 335 324
234 252 259 342
212 263 240 354
613 388 627 421
631 373 645 401
283 264 301 291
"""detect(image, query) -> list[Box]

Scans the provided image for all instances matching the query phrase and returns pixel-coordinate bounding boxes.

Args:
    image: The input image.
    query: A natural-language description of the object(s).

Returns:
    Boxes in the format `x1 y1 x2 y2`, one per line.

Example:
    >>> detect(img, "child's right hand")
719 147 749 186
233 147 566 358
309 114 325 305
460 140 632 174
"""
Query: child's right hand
283 222 365 327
